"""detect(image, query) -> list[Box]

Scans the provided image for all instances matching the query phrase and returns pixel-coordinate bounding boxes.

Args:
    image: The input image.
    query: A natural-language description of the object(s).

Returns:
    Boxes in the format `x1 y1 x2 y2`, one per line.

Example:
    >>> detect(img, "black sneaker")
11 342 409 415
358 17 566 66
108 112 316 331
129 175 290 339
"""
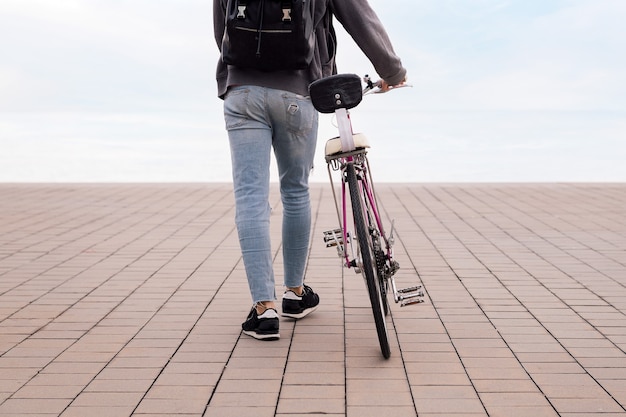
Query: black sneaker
282 284 320 319
242 307 280 340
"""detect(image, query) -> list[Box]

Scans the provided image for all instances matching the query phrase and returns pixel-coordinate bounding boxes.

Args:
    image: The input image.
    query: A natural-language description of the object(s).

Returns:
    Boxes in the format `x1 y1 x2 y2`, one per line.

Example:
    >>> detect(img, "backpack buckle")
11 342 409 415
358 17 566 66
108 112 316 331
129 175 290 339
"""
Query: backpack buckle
237 5 246 19
281 1 292 22
282 7 292 22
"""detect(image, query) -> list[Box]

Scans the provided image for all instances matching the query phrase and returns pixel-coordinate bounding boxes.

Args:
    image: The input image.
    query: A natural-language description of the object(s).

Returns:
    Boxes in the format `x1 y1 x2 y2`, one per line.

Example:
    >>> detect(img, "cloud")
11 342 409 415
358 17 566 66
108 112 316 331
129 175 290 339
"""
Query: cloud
433 1 625 111
1 111 227 182
0 0 215 112
458 1 626 110
442 0 512 19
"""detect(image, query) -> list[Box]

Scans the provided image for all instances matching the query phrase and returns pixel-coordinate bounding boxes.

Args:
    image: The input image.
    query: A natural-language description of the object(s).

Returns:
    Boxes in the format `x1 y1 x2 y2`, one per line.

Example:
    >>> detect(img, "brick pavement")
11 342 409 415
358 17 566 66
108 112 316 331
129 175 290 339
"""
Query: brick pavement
0 183 625 417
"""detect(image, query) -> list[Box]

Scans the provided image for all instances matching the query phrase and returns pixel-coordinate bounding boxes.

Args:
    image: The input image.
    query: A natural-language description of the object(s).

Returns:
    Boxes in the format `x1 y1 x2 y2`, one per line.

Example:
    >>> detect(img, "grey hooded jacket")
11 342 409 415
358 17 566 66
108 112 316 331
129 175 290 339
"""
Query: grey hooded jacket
213 0 406 98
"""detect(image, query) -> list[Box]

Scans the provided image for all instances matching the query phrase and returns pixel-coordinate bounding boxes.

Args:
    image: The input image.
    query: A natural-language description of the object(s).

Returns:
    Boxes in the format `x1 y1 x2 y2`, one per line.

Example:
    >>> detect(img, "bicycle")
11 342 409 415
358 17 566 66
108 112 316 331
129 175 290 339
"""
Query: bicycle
309 73 424 358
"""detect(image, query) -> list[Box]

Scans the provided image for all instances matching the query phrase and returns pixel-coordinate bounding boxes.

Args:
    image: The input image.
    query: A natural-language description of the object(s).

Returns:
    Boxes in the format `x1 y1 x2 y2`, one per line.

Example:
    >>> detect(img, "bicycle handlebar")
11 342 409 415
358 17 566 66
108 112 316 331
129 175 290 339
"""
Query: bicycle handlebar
362 74 412 95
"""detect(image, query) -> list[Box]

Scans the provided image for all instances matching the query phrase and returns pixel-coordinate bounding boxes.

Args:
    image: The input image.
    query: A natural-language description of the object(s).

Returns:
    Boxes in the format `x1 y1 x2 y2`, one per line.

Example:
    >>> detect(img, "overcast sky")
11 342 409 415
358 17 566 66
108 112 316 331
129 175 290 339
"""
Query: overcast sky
1 0 625 182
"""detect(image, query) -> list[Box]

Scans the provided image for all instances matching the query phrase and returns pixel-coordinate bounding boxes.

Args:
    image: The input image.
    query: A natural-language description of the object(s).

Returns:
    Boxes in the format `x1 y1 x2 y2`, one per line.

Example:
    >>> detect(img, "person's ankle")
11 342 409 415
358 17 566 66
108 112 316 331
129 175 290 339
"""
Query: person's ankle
255 301 276 315
287 286 303 296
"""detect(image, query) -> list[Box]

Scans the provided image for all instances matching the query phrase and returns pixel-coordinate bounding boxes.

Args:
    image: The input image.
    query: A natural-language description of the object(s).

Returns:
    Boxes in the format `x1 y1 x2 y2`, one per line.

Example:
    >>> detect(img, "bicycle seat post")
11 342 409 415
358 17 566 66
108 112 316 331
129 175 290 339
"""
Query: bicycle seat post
335 108 355 153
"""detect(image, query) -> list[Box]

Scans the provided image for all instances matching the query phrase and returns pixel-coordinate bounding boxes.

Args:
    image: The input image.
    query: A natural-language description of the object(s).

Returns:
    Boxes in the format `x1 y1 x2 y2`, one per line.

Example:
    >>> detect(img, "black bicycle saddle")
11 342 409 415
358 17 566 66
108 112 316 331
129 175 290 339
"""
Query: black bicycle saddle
309 74 363 114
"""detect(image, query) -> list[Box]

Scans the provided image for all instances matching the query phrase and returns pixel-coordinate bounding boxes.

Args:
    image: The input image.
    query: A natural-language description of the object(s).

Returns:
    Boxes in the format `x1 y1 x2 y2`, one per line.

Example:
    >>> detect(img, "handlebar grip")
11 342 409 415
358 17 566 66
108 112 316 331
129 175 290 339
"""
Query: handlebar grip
363 75 411 94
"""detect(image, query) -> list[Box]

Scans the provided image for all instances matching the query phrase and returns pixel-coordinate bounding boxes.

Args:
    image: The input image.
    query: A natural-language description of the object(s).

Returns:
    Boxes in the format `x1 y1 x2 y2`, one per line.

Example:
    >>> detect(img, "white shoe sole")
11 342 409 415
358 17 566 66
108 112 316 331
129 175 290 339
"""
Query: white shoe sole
242 330 280 341
281 304 319 319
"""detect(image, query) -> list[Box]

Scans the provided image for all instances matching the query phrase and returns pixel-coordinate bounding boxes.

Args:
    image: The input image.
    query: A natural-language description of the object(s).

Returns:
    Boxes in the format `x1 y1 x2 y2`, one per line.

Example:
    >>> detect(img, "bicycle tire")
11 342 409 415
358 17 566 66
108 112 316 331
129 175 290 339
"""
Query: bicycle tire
346 163 391 358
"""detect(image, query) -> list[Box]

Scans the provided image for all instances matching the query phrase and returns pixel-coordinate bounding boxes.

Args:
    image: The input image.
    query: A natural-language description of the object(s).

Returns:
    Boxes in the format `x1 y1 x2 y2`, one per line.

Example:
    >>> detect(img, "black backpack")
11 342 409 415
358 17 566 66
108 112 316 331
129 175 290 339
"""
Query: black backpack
221 0 315 71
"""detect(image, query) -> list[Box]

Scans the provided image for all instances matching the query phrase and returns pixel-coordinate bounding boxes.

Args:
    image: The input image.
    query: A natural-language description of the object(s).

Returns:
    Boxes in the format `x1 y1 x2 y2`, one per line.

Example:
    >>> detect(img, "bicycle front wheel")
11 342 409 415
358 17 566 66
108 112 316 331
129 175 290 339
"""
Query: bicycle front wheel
346 163 391 358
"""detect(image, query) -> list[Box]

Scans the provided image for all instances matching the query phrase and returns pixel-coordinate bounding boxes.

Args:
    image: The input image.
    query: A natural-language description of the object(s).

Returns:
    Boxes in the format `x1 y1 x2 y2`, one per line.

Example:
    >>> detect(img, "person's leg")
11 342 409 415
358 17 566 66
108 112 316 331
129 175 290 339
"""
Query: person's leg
224 86 276 307
267 89 320 319
268 89 318 288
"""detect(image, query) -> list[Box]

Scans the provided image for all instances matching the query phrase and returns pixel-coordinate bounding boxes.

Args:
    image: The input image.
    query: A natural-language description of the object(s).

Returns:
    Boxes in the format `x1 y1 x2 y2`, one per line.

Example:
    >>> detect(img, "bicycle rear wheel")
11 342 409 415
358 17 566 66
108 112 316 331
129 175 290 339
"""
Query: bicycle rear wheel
346 162 391 358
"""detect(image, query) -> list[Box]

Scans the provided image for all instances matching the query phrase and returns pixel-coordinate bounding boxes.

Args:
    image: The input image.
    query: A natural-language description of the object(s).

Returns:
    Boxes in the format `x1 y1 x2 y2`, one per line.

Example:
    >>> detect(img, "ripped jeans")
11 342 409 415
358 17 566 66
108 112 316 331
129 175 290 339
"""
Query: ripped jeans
224 86 319 303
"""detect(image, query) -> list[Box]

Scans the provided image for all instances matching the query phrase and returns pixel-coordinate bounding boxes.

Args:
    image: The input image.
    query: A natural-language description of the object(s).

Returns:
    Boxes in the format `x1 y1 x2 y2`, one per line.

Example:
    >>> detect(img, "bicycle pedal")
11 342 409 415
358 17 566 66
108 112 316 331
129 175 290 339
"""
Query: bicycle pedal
401 296 425 307
398 285 422 294
323 228 344 248
397 287 424 307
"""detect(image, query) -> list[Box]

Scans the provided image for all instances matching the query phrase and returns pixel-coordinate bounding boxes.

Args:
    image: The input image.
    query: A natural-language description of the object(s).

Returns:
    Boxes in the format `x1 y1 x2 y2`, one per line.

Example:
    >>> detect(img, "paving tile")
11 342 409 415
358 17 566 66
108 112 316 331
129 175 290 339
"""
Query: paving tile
277 398 344 414
415 397 485 414
134 398 209 414
0 398 71 415
281 384 344 399
409 372 473 386
281 372 345 386
465 366 535 380
550 398 625 414
479 392 552 407
11 385 84 399
277 414 344 417
60 406 137 417
203 406 275 417
214 379 281 393
346 406 417 417
540 384 615 399
82 379 154 393
73 391 145 407
558 414 626 417
484 406 560 417
209 387 280 407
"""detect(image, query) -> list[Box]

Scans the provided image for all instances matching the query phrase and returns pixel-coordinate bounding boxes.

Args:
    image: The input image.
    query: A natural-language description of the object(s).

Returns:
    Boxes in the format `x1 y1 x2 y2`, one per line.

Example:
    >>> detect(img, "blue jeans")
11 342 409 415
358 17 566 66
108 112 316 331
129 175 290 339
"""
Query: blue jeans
224 86 318 303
